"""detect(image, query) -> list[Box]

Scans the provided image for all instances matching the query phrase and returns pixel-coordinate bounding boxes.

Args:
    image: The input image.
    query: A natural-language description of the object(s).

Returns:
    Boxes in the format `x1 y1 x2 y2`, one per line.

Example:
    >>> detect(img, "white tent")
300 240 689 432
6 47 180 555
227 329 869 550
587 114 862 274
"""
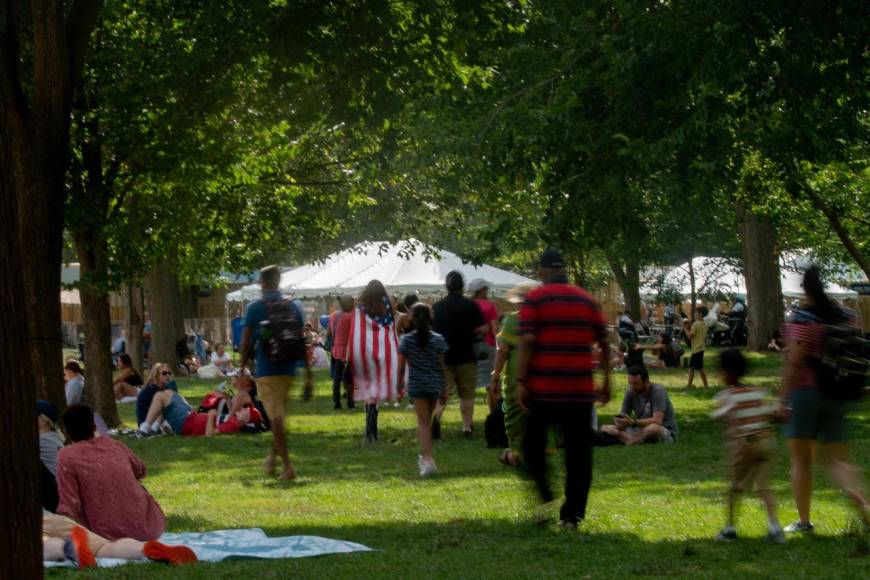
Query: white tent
226 240 537 302
640 255 858 301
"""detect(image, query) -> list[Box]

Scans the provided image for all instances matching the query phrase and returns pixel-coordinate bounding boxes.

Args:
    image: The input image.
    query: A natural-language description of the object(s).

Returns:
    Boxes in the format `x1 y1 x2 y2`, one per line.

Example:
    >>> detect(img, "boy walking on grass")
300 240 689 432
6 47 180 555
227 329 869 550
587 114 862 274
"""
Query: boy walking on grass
711 349 784 543
685 306 708 387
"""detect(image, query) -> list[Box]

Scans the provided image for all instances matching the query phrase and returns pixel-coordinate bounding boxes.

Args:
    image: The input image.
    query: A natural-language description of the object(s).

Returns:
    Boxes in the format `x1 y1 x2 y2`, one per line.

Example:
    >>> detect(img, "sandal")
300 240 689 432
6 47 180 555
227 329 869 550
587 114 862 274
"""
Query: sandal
498 450 518 467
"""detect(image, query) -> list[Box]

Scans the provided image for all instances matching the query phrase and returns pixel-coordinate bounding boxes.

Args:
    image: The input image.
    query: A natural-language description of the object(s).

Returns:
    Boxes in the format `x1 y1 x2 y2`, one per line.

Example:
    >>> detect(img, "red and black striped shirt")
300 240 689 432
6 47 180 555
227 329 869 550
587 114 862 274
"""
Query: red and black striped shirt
519 282 607 402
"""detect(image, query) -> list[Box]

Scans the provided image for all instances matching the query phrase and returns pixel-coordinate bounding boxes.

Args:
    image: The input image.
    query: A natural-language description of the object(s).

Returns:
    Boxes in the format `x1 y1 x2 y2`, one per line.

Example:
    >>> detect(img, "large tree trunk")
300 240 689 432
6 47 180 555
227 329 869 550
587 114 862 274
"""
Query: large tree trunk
609 257 642 321
739 206 783 352
0 118 43 580
125 284 145 372
146 261 187 370
74 233 121 426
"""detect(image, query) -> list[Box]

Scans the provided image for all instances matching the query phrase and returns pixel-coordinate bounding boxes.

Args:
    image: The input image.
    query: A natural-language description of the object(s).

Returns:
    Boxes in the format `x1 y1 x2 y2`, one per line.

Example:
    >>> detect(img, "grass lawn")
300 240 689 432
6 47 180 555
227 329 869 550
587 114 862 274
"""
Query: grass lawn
49 352 870 579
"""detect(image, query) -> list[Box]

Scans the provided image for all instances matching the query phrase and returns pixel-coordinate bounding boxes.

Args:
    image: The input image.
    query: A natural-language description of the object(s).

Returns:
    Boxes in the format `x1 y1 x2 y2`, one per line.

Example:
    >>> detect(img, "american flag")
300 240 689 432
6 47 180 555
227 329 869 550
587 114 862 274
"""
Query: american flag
347 306 400 403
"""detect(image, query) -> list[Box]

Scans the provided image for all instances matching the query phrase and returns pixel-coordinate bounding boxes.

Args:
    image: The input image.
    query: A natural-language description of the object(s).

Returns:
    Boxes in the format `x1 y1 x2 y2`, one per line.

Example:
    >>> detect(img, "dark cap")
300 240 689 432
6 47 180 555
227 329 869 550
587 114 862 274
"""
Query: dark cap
37 400 59 424
540 248 566 269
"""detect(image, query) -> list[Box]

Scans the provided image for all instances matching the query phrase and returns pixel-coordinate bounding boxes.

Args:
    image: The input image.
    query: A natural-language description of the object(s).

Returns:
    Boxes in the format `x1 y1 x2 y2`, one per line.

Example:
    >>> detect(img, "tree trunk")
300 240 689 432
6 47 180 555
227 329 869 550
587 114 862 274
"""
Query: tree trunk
125 285 145 372
688 257 697 319
608 258 642 321
739 205 783 352
146 261 187 369
802 186 870 280
0 122 44 580
74 233 121 426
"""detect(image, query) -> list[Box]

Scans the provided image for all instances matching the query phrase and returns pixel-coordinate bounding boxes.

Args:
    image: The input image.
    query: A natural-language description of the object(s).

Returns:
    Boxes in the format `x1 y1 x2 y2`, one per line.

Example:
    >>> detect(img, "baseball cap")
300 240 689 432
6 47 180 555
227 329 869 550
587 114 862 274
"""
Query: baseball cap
37 400 59 425
540 248 566 268
467 278 490 294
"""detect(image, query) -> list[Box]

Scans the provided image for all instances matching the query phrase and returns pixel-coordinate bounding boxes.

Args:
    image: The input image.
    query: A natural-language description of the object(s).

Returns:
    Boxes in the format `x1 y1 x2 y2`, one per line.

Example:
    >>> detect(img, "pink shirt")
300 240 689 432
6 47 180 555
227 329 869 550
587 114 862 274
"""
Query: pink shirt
56 437 166 541
330 311 353 360
475 299 499 347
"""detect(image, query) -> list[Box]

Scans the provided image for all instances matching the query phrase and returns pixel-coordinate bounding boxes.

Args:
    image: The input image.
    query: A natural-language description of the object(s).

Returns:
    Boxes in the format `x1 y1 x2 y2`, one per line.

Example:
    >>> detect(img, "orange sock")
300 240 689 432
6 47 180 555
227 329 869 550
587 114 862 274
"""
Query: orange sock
143 541 197 565
70 526 97 569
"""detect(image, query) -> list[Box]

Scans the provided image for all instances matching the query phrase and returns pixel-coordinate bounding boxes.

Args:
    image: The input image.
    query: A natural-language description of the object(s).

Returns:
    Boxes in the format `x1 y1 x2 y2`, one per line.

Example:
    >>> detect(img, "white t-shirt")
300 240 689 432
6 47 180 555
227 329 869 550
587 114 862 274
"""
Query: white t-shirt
211 351 231 366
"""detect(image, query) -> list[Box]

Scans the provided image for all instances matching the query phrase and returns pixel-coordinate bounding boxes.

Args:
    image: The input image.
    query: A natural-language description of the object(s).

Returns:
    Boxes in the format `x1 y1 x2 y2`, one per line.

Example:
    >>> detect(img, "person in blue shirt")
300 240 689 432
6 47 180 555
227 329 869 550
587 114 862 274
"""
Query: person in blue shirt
239 265 312 481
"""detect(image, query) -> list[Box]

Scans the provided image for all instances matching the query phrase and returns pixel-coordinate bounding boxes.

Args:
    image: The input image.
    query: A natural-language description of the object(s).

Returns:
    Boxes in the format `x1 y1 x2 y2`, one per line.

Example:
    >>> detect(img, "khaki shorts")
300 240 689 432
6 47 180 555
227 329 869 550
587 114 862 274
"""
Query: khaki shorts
445 363 477 401
257 375 294 420
728 435 774 493
43 513 109 554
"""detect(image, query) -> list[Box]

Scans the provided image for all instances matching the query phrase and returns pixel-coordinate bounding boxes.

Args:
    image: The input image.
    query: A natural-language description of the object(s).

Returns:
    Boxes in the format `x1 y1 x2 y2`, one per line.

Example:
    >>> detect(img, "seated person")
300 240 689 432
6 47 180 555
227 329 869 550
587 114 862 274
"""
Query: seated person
136 362 178 427
209 343 233 373
176 335 200 374
601 365 679 445
635 333 683 368
57 405 167 541
767 329 785 353
64 361 85 406
618 310 638 342
610 340 645 371
113 353 144 401
38 400 63 477
43 512 195 568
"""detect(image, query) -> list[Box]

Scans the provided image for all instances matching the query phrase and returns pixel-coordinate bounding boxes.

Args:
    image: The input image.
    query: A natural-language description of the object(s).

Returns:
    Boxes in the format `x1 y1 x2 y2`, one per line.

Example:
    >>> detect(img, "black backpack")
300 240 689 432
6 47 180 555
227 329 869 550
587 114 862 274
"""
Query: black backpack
485 400 509 449
817 321 870 402
261 297 306 364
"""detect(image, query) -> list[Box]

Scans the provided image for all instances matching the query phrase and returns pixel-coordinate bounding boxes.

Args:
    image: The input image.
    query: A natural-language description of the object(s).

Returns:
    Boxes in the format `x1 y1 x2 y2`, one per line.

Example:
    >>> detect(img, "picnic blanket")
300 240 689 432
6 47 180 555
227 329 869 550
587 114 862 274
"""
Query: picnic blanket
44 528 371 568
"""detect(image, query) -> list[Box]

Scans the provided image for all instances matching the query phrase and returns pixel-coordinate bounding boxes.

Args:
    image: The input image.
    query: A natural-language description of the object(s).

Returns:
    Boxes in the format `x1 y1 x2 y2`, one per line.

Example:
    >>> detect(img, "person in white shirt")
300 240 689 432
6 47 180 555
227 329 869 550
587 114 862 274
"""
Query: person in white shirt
210 344 233 373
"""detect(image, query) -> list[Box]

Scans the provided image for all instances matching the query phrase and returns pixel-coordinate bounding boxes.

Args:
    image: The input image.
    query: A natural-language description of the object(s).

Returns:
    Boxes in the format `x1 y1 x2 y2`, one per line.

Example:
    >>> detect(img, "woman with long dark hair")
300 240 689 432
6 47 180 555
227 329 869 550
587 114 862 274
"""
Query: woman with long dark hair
398 303 449 476
780 265 869 534
113 353 144 401
347 280 400 442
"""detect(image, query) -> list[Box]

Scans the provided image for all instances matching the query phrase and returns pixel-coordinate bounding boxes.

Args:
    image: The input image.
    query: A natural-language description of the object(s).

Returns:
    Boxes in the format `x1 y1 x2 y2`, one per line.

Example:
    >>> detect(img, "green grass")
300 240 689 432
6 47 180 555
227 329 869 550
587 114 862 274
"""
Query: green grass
50 352 870 579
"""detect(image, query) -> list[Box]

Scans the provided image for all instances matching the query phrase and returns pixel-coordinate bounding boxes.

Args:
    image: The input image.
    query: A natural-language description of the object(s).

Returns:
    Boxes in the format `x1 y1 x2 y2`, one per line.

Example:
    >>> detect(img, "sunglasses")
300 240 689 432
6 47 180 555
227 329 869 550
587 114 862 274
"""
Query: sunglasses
161 371 173 377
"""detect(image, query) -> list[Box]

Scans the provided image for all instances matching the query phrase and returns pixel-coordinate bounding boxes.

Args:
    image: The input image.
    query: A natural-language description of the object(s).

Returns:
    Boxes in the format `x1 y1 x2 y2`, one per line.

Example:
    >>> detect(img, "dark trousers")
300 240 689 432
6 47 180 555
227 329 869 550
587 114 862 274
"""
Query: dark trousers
365 404 379 442
524 401 594 524
331 358 352 407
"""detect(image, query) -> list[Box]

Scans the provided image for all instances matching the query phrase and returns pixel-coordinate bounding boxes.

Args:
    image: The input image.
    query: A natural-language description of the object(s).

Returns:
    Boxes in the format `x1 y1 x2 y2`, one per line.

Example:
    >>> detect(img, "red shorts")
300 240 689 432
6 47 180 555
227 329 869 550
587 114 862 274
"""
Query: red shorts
181 413 209 436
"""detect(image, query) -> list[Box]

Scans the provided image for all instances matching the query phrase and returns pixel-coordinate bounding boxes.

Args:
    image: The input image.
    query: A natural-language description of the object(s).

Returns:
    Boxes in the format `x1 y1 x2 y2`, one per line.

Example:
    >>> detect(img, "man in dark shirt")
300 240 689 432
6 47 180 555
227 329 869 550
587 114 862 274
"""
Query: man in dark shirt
517 249 611 530
432 271 486 436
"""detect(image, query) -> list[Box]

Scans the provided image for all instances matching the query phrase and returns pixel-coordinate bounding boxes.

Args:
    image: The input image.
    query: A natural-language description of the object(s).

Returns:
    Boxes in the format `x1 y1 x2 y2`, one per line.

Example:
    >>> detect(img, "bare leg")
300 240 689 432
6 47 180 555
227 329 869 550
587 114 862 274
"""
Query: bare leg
687 368 695 387
270 416 296 480
460 397 474 432
95 538 145 560
726 490 739 528
144 390 173 425
788 439 815 524
626 424 666 446
820 442 870 526
757 488 780 529
43 537 66 561
601 424 632 444
414 398 436 461
700 369 708 388
114 382 139 400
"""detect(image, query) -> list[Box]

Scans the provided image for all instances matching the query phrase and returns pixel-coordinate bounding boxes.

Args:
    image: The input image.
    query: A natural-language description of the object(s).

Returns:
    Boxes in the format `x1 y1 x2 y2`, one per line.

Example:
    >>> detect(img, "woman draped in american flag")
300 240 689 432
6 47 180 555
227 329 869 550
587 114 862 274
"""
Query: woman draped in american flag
347 280 400 442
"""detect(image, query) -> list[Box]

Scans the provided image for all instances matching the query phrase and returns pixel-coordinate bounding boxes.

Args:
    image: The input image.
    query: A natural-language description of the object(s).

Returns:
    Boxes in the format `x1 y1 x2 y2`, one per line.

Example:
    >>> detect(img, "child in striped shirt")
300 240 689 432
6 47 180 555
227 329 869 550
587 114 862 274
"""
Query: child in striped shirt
711 349 784 543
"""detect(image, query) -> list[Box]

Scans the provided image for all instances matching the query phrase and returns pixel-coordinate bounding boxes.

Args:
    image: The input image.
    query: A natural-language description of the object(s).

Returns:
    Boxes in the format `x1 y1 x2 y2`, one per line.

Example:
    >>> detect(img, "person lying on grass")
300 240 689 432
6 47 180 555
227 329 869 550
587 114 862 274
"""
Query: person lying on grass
43 511 196 569
140 385 261 437
601 365 679 445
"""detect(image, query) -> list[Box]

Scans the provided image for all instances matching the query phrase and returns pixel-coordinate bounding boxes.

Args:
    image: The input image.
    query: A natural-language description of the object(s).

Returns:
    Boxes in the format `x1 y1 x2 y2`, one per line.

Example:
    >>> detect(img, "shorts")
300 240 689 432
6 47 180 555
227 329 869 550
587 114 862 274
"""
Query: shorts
690 351 705 370
785 388 847 442
164 392 192 434
180 412 210 437
409 389 442 402
43 513 109 555
257 375 294 420
445 363 477 400
625 425 675 444
728 435 773 493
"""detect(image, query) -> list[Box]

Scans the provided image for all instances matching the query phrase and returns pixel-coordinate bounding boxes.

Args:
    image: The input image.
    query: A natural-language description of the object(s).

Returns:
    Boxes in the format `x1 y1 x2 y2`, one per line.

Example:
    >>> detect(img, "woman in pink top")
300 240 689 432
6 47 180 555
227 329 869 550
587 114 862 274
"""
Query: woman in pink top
57 405 166 541
329 295 356 409
469 279 499 388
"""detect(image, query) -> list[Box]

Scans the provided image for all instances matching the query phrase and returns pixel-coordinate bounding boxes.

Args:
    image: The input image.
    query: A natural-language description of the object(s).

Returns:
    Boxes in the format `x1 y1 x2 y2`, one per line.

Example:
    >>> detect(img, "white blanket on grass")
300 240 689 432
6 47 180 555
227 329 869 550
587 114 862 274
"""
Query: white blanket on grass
44 528 371 568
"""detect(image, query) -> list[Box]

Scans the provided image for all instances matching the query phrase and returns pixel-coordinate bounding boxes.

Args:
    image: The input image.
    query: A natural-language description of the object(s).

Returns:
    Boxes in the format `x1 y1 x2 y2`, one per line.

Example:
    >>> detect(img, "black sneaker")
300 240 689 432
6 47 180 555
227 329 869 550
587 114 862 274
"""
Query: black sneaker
715 528 738 541
431 415 441 440
784 521 815 534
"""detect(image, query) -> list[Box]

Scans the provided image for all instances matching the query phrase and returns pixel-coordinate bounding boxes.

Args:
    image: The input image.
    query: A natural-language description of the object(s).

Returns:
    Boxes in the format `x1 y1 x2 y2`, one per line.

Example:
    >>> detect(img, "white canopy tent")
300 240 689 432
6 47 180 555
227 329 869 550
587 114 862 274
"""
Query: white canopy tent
640 255 858 301
226 240 537 302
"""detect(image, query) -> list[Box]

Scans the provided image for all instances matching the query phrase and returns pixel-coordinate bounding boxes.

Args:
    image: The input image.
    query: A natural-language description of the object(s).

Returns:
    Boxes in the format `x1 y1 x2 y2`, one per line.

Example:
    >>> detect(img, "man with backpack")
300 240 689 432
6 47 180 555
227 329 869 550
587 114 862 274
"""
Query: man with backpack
240 265 312 481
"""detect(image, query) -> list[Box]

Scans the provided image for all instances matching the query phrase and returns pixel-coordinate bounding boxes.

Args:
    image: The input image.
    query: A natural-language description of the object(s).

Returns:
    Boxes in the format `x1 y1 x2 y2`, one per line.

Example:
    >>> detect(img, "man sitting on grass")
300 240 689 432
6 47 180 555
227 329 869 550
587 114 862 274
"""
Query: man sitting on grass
601 366 678 445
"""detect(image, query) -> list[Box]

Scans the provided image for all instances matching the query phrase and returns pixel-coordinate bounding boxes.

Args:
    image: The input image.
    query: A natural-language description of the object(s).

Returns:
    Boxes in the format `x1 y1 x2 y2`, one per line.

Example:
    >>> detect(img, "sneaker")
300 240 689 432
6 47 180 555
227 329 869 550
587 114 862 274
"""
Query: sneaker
70 526 96 569
143 541 198 565
767 528 786 544
715 528 738 542
784 521 815 535
558 520 578 531
419 457 438 477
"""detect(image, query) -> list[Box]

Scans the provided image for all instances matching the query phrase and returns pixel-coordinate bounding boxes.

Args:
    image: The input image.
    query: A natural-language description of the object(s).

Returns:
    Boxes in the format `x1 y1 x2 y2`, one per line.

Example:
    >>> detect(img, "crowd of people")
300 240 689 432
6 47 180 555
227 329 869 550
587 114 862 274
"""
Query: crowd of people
39 255 869 569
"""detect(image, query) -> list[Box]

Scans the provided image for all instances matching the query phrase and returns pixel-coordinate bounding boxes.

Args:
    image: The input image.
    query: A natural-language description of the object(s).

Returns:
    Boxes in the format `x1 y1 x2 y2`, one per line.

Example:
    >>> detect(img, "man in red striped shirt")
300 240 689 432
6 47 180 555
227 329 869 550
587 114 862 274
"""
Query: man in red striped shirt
517 249 611 530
